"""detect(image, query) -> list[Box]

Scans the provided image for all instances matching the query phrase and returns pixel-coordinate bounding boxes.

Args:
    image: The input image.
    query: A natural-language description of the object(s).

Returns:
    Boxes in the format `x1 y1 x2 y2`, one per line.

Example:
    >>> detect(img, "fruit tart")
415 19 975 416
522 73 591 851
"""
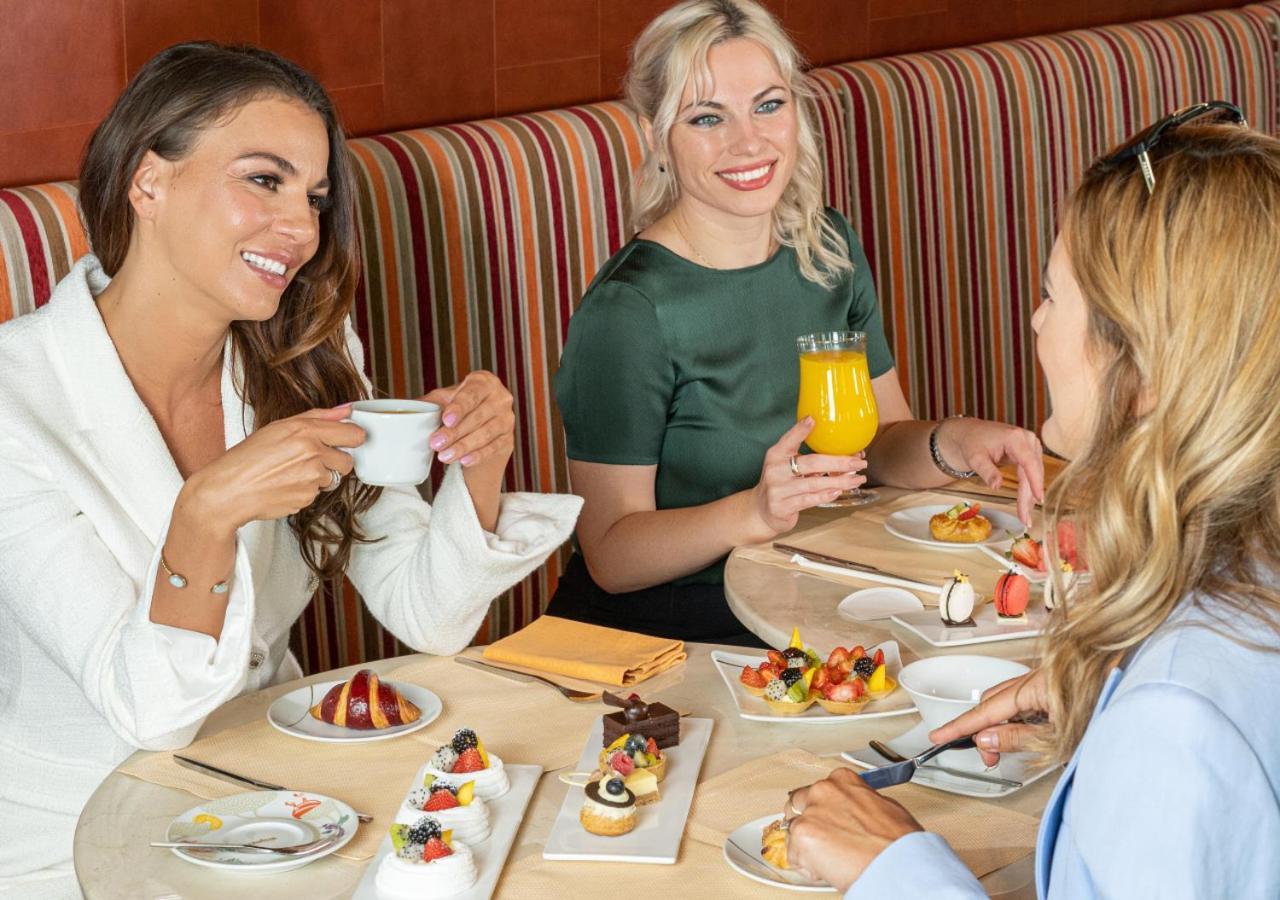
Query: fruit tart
422 728 509 800
379 817 477 899
397 776 490 844
308 668 421 730
929 502 992 543
600 732 667 783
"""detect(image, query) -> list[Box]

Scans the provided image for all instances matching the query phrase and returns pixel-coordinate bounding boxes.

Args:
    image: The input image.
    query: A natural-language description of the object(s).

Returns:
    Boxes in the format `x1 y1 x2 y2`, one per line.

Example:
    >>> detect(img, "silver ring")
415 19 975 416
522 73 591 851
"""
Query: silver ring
789 455 802 477
322 467 342 492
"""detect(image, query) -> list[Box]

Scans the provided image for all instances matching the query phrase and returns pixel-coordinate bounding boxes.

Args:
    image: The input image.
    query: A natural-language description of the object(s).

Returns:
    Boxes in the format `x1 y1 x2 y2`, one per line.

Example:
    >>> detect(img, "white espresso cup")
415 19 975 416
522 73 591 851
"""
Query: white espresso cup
346 399 442 486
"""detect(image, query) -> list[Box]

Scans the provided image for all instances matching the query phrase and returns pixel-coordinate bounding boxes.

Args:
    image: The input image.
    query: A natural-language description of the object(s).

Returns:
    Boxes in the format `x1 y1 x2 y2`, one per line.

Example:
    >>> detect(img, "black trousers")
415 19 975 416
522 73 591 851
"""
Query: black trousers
545 553 768 649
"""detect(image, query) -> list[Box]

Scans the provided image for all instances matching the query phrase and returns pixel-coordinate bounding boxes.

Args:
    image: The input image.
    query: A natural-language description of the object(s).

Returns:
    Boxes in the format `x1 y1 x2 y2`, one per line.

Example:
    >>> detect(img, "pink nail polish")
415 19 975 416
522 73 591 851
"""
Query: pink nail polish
444 412 459 427
430 435 446 450
460 454 476 467
439 449 455 462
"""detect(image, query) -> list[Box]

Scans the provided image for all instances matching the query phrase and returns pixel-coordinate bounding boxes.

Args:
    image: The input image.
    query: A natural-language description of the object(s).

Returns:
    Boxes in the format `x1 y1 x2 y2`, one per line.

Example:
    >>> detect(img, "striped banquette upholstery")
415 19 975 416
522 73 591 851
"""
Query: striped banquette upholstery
2 3 1277 673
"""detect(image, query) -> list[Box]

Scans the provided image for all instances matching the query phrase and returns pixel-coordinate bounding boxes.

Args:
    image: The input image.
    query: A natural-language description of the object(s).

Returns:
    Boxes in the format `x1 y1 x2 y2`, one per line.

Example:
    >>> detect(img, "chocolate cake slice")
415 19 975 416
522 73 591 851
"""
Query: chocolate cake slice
601 692 680 749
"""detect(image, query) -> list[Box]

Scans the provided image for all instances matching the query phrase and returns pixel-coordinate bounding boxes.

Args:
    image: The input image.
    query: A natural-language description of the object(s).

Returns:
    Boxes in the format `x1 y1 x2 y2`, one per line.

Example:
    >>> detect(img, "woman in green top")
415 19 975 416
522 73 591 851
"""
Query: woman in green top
549 0 1043 643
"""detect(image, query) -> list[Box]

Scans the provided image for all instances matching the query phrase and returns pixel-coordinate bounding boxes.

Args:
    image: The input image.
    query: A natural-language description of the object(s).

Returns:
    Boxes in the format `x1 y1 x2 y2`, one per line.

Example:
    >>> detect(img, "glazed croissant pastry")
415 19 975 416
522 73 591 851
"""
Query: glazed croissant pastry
309 668 421 729
761 818 790 869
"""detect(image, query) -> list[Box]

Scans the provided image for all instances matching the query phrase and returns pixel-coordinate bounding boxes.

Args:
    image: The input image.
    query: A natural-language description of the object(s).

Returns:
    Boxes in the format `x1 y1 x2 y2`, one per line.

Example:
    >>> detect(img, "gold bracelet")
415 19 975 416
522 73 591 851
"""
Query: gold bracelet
159 550 230 595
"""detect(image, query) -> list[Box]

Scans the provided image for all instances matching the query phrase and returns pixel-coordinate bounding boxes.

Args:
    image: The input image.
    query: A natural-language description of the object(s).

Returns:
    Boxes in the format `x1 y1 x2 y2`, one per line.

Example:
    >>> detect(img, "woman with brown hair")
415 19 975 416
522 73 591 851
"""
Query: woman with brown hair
0 43 579 892
781 108 1280 897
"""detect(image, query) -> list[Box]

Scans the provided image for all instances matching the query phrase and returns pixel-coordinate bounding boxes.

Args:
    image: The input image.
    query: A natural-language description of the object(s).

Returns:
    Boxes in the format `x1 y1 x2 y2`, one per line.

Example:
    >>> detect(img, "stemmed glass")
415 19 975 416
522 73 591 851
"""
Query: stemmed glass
795 331 880 507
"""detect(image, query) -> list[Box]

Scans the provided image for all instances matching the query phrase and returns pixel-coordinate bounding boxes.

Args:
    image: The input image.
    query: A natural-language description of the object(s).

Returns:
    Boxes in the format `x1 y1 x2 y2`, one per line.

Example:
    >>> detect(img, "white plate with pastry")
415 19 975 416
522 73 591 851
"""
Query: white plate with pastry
542 716 713 864
723 813 835 892
267 671 441 743
884 504 1024 549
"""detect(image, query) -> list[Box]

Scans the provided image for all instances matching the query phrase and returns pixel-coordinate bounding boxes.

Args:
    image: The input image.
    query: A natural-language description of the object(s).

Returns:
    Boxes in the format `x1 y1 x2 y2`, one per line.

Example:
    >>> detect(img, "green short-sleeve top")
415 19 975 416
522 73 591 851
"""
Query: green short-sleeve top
555 209 894 584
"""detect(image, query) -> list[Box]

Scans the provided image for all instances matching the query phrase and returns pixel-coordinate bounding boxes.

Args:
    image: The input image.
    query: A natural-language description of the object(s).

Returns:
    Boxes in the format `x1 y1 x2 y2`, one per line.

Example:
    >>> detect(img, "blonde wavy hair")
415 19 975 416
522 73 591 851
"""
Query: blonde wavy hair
1038 123 1280 762
624 0 851 287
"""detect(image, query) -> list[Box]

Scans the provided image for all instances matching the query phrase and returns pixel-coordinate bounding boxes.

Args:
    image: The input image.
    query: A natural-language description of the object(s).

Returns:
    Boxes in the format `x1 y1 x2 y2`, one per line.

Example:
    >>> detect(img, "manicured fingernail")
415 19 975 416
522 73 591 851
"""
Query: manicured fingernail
430 435 447 450
460 454 476 467
330 402 351 410
439 449 455 462
444 412 459 427
803 416 814 426
977 732 999 749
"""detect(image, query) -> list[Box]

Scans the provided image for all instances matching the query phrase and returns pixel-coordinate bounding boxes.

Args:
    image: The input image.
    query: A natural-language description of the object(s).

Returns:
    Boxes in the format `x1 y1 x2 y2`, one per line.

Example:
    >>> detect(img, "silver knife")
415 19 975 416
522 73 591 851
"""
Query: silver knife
773 543 937 587
172 755 373 823
859 736 978 790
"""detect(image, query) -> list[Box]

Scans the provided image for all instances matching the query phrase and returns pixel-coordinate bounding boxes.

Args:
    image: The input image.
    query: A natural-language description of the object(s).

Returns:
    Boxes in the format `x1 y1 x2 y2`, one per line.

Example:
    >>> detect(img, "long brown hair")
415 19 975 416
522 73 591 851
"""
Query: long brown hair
79 42 380 579
1039 123 1280 760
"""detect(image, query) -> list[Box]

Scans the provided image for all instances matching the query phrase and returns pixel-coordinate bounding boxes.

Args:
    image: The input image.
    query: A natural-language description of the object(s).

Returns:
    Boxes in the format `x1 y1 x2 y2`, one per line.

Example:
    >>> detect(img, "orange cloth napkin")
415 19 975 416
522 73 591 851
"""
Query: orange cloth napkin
482 615 686 686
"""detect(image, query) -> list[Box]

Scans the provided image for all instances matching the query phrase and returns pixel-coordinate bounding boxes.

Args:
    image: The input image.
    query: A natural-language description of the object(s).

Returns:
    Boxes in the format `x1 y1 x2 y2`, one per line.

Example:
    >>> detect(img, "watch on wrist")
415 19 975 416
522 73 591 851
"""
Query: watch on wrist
929 415 977 479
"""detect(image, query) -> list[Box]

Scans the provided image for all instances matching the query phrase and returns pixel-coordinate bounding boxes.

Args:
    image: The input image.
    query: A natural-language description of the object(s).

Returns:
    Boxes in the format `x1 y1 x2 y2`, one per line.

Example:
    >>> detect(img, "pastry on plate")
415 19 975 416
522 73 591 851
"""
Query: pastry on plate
600 732 667 782
761 818 790 869
380 816 477 898
602 692 680 749
939 570 977 626
994 569 1030 618
580 776 636 836
398 777 490 844
308 668 421 730
422 728 510 800
928 502 992 543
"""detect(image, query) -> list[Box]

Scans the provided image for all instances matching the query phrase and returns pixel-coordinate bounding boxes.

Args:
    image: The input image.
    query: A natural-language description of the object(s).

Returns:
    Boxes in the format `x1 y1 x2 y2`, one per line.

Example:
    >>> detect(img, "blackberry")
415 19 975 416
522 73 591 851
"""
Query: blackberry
432 782 459 796
450 728 479 753
764 679 789 701
853 656 876 679
780 668 803 687
781 647 806 668
407 816 443 844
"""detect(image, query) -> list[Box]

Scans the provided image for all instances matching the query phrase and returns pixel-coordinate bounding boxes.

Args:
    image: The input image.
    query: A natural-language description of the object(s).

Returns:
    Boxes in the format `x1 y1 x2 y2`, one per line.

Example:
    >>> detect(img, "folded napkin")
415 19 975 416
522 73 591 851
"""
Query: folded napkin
482 615 686 686
687 749 1040 881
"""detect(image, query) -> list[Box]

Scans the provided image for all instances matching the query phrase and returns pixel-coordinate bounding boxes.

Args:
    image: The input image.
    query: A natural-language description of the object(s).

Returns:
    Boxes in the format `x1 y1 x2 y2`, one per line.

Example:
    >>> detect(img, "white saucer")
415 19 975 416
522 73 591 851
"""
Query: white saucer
723 814 835 892
165 790 356 871
267 679 441 743
884 504 1025 549
837 586 924 621
842 720 1056 798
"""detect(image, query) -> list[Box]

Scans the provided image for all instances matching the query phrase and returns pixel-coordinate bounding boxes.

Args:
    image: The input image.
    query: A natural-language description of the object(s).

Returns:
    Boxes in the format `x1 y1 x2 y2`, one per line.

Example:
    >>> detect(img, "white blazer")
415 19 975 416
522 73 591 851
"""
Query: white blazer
0 256 582 889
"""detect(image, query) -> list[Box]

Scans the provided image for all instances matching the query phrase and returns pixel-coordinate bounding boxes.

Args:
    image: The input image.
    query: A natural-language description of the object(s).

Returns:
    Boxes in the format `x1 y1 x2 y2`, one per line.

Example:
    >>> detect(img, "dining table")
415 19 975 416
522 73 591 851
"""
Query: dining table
73 489 1053 899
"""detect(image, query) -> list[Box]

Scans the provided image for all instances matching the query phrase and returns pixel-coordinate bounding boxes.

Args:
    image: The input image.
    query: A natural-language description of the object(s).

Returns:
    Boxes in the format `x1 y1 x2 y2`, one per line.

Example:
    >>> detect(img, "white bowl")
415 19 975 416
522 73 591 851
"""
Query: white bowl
897 655 1030 732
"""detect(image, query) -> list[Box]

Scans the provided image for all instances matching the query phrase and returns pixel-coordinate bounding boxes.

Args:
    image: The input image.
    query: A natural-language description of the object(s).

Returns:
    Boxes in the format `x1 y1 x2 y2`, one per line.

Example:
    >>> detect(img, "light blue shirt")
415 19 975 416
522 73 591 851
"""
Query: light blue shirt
848 599 1280 899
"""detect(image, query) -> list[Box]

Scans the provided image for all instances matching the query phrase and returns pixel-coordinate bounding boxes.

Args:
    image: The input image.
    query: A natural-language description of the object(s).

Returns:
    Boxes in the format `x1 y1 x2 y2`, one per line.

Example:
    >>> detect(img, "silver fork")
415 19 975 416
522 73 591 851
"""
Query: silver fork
452 656 599 701
150 835 340 855
868 740 1023 788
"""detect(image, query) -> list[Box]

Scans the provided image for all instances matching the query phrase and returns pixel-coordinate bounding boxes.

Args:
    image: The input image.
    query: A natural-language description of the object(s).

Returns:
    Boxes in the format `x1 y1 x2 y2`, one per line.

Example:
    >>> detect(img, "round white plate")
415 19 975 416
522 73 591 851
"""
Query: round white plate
837 586 924 621
884 504 1025 549
723 814 835 892
267 679 441 743
165 790 357 871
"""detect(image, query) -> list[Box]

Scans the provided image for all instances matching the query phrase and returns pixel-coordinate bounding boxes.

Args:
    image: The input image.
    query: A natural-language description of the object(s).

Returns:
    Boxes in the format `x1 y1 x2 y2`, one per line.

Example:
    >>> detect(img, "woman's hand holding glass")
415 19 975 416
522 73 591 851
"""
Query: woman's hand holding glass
748 416 868 539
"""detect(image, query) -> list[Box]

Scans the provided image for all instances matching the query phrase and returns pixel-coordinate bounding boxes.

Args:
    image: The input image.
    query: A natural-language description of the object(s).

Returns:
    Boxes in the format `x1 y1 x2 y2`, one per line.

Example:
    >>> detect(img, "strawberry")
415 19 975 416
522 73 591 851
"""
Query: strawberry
851 677 866 698
740 665 766 688
811 666 831 692
424 789 459 811
758 663 781 682
452 748 485 773
1010 533 1043 570
827 666 846 685
957 502 981 521
646 737 660 757
873 648 885 668
825 681 858 702
826 647 850 669
422 837 453 861
766 649 787 669
850 645 866 660
608 750 634 776
1056 521 1085 570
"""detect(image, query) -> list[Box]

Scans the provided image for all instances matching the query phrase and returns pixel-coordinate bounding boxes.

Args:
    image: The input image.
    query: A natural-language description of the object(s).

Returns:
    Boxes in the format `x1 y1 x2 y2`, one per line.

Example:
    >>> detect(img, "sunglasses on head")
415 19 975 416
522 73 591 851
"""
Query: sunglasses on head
1098 101 1248 194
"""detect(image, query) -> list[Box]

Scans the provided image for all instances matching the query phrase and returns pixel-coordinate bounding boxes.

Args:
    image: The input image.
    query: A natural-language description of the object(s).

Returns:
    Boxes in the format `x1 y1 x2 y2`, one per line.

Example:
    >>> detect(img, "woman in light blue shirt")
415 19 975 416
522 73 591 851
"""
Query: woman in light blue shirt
783 107 1280 898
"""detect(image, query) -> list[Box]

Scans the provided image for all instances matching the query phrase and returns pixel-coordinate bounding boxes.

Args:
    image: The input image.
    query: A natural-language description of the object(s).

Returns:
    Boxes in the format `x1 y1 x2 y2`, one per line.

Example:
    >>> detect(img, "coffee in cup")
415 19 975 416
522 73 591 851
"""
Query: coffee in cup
345 399 442 486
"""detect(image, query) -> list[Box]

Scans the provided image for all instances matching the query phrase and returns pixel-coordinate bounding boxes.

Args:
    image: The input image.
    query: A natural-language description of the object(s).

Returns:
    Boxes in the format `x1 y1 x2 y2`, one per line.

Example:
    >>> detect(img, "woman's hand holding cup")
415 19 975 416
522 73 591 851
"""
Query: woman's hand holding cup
747 417 868 540
422 370 516 473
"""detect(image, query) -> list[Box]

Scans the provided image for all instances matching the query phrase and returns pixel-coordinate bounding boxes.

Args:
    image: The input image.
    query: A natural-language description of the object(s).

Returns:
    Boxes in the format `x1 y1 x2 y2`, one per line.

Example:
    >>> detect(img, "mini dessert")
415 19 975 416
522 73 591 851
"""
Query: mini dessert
741 631 897 715
579 776 637 836
761 818 790 869
397 776 490 844
1009 533 1044 571
621 766 660 806
379 817 477 899
928 502 992 543
422 728 509 800
762 665 816 715
600 732 667 782
308 668 421 730
1043 561 1079 611
939 570 977 626
994 569 1030 618
602 692 680 749
1010 523 1088 573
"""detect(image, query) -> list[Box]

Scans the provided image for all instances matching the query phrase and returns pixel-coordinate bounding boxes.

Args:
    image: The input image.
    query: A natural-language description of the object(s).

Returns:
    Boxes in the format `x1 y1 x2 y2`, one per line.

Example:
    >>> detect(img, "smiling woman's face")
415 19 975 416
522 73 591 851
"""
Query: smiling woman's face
1033 237 1105 458
143 95 331 324
665 37 797 223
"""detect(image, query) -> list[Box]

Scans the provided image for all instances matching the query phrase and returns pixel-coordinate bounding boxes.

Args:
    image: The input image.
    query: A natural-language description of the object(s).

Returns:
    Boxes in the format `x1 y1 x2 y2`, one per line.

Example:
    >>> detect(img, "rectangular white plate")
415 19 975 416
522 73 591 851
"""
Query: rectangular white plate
891 602 1047 647
541 716 712 864
710 647 915 723
352 763 541 900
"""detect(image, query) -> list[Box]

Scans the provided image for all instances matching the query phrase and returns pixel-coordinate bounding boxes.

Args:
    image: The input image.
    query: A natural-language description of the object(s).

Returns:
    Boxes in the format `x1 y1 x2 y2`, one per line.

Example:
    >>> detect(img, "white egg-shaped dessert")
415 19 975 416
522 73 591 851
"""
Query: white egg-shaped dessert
938 571 976 625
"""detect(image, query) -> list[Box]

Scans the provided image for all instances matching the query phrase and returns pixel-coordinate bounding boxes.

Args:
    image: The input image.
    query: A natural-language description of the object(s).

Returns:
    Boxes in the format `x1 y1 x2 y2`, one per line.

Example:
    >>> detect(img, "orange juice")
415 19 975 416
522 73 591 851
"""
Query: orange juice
797 349 879 454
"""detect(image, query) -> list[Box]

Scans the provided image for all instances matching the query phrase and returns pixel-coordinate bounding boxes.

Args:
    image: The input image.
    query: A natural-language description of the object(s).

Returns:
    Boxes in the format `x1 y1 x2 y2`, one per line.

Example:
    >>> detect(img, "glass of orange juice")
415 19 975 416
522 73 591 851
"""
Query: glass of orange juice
796 331 879 507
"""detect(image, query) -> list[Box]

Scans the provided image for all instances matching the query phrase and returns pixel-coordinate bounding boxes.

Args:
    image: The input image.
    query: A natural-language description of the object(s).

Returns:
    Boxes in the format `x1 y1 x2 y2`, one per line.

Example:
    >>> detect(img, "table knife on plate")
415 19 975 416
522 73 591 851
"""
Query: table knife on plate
858 736 978 790
172 755 373 823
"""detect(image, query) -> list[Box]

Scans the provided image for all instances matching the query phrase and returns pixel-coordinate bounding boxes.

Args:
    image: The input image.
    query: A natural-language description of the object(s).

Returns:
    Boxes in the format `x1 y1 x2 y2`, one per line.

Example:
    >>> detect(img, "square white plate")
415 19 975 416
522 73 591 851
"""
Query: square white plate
542 717 713 864
841 721 1055 798
352 763 541 899
711 645 915 723
890 602 1047 647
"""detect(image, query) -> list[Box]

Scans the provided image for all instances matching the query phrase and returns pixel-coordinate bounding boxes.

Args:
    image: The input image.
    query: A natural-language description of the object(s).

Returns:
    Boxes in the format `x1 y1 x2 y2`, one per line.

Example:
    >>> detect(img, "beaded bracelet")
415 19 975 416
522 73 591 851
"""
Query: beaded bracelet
929 415 977 479
160 551 230 595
